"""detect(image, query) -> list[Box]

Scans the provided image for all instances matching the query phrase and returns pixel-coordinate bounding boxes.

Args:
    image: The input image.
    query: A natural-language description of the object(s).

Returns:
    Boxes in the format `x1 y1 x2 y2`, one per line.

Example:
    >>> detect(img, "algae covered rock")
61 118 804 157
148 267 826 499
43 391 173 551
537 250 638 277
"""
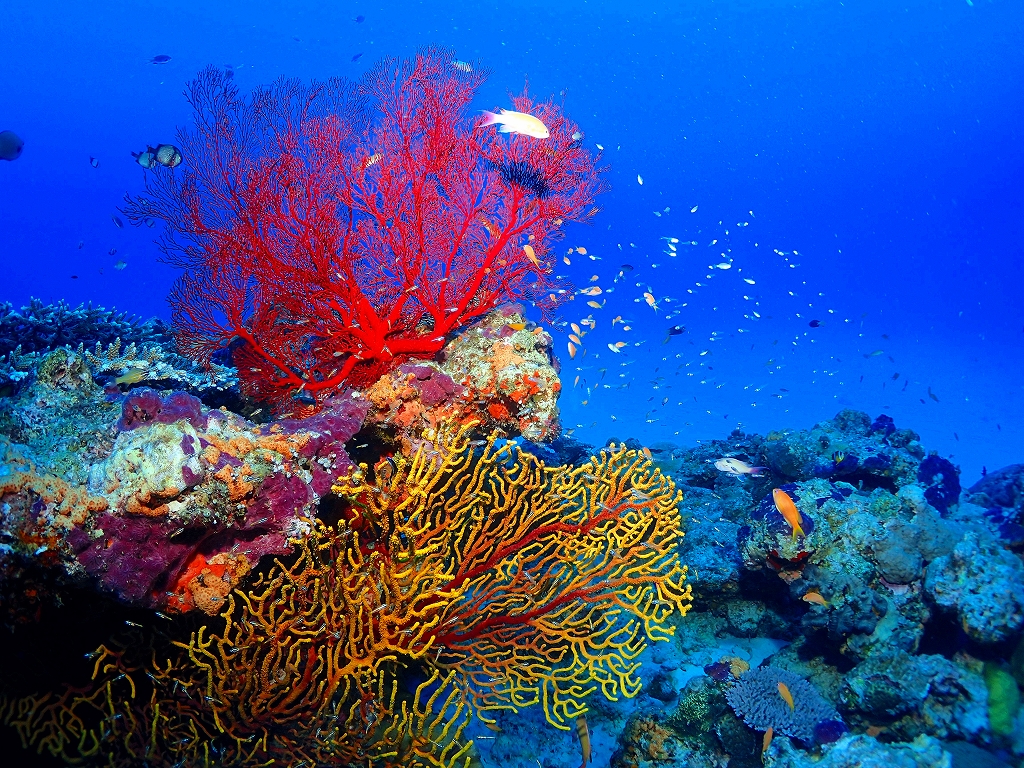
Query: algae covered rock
840 648 988 742
766 733 951 768
924 531 1024 644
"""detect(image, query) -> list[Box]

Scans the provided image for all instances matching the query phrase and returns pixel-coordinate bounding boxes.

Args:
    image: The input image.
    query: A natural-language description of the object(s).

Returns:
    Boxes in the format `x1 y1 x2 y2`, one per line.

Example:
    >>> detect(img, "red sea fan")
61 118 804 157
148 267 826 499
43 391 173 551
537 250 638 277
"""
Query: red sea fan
124 48 606 409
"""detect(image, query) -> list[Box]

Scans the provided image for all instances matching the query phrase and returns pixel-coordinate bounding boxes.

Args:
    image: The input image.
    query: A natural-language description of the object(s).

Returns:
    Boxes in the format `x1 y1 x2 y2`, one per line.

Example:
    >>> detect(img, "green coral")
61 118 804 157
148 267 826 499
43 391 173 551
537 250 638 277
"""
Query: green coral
983 662 1021 736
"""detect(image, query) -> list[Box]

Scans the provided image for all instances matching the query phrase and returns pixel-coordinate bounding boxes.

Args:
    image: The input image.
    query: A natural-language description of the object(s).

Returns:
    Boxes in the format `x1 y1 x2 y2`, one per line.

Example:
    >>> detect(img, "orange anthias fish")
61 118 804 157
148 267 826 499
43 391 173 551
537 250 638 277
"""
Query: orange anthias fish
762 726 774 757
802 590 829 607
777 682 795 711
576 715 591 768
773 488 806 542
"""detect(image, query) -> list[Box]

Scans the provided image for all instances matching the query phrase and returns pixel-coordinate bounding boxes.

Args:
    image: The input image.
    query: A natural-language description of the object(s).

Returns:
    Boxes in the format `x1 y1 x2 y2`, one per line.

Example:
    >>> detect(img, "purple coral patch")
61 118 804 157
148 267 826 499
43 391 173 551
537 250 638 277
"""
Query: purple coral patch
70 513 193 606
814 719 848 744
181 464 201 487
870 413 896 439
752 486 815 538
398 364 460 406
118 389 206 432
276 393 367 495
704 661 732 682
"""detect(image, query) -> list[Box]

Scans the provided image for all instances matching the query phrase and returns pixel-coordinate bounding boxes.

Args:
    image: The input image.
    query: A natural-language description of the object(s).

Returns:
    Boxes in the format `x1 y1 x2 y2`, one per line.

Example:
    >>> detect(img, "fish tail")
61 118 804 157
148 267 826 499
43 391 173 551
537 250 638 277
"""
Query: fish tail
479 110 501 126
748 467 767 476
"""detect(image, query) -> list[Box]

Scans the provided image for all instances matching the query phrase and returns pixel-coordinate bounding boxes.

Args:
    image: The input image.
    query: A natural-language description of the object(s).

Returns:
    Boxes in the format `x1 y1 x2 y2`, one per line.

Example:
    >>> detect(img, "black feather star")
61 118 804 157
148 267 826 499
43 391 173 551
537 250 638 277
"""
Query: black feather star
497 160 551 199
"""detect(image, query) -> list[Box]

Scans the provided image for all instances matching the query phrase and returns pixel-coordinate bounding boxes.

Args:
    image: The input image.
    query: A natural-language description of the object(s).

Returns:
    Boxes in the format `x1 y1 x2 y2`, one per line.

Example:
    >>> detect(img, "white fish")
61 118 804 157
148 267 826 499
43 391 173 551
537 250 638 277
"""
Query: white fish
480 109 549 139
637 174 644 185
714 458 766 476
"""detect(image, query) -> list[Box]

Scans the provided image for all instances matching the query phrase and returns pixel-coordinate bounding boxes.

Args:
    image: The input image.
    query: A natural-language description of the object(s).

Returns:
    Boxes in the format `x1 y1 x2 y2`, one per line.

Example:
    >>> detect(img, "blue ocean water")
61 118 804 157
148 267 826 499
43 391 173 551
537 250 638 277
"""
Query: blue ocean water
1 0 1021 477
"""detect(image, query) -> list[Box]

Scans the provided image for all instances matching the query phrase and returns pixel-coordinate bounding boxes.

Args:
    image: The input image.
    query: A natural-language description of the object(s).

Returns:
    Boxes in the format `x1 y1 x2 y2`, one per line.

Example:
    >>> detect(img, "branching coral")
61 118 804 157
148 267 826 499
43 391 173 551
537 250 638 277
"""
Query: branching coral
0 298 169 357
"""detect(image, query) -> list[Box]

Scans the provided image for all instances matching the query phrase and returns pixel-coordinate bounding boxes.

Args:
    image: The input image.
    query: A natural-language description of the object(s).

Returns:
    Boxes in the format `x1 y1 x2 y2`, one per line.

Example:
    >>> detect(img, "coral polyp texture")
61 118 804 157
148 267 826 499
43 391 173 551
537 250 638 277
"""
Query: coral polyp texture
123 48 605 407
725 666 840 744
1 421 690 766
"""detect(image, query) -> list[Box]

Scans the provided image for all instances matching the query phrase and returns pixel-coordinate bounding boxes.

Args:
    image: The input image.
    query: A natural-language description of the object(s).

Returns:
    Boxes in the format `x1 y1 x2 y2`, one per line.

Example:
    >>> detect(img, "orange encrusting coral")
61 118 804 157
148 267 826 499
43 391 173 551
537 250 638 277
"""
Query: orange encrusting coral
166 552 252 614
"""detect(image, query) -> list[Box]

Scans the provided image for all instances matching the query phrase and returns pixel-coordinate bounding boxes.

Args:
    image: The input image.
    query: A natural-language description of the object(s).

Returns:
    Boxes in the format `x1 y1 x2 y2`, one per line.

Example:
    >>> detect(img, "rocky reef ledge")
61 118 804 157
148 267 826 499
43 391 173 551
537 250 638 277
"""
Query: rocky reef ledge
0 300 1022 768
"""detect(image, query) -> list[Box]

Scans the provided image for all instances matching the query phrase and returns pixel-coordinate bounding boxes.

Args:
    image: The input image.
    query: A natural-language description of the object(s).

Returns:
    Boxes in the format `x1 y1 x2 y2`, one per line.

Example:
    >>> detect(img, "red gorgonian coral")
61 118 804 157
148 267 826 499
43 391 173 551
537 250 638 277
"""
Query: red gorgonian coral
125 48 605 408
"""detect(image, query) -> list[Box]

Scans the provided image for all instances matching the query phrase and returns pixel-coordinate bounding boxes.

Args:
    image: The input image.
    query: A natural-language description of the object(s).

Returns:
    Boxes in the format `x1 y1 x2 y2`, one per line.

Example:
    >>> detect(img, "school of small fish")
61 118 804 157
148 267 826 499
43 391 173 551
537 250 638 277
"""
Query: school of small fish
518 148 956 457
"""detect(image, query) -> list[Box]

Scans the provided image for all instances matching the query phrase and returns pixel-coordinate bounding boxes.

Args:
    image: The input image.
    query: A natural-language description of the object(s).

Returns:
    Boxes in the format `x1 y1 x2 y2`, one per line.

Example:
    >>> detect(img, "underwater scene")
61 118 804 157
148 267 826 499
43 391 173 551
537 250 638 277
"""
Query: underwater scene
1 1 1022 767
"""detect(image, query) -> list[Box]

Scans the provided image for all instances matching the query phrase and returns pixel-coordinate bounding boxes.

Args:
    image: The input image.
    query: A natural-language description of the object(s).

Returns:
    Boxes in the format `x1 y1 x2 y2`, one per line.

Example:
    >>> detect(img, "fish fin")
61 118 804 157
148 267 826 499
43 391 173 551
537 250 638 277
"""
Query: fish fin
131 151 140 159
497 124 514 133
479 110 500 126
748 467 767 476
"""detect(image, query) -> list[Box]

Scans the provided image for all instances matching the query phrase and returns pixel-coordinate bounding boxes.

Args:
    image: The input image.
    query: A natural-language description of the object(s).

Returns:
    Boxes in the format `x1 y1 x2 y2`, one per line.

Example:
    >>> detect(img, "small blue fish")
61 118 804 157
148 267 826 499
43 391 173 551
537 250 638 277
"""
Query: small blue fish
150 54 171 64
352 52 363 62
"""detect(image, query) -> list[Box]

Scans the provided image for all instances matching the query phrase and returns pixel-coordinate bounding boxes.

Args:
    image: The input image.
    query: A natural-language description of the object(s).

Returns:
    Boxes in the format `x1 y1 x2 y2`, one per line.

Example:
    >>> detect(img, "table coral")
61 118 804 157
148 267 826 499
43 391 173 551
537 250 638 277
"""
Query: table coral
0 298 169 357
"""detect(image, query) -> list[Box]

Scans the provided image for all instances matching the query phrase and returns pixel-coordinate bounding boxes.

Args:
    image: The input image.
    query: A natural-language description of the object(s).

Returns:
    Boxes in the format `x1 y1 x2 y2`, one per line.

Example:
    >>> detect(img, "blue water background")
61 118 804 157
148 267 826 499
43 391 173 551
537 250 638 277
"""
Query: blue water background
1 0 1021 484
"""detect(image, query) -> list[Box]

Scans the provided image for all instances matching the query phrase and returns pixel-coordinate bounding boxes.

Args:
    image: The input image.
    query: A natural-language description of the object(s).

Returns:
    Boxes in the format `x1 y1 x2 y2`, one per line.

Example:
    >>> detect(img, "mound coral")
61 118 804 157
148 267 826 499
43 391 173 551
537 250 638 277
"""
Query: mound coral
124 49 605 407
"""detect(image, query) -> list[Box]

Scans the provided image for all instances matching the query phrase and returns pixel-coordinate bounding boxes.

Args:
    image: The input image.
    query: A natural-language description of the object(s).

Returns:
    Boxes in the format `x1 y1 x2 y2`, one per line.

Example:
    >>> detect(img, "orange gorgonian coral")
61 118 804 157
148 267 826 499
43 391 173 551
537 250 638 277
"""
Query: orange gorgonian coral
331 420 693 729
1 421 691 766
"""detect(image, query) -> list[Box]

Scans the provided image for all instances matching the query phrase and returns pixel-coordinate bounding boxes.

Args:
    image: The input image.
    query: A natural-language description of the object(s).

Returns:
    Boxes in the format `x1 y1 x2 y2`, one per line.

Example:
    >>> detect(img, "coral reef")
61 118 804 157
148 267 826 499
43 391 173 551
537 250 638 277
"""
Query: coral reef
362 305 562 448
924 531 1024 643
640 409 1024 767
967 463 1024 547
3 294 1022 768
839 648 988 742
1 350 366 614
1 420 690 766
768 733 952 768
